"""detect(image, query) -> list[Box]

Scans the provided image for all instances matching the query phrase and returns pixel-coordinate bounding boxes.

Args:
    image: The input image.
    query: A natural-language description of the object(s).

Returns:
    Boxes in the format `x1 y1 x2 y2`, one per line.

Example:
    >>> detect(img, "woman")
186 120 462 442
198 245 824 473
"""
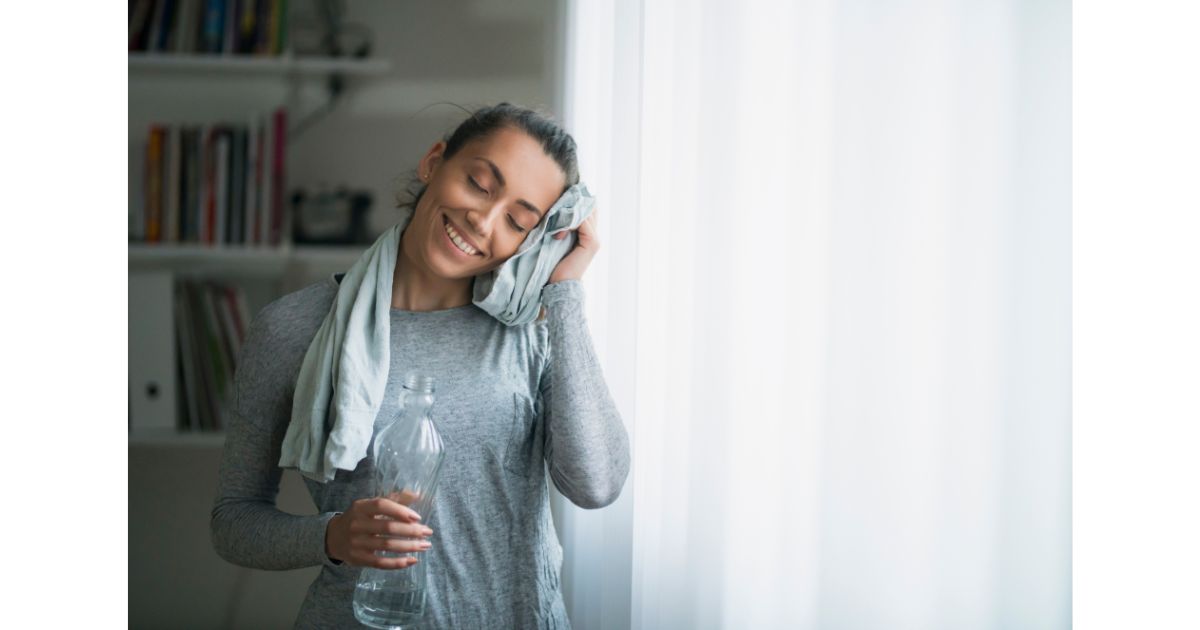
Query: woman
210 103 631 629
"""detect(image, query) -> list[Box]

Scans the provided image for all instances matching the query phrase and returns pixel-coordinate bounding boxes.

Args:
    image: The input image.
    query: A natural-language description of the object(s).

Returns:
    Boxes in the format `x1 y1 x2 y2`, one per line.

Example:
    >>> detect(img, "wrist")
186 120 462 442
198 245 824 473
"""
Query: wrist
542 279 584 305
325 512 344 564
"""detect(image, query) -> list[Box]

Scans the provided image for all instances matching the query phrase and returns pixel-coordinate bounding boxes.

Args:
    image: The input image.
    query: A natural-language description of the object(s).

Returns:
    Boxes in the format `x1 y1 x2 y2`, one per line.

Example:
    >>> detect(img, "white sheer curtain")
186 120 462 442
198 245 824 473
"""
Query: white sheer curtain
557 1 1070 628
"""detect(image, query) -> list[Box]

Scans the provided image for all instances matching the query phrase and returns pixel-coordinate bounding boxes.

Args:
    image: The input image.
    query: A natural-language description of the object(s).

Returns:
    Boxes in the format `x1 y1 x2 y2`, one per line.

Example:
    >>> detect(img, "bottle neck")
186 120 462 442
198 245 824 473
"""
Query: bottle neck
398 388 435 415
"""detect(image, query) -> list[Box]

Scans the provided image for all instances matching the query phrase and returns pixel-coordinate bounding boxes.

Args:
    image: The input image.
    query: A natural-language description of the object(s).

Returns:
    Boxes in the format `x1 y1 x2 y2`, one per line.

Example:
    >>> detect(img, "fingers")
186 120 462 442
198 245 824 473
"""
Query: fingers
357 516 434 539
347 525 434 569
363 497 422 522
338 498 436 569
367 535 434 554
378 555 421 570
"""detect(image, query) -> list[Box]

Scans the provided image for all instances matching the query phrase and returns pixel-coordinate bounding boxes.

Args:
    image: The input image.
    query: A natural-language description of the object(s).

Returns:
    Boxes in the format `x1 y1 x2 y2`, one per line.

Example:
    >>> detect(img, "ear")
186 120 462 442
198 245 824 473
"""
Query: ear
418 141 447 182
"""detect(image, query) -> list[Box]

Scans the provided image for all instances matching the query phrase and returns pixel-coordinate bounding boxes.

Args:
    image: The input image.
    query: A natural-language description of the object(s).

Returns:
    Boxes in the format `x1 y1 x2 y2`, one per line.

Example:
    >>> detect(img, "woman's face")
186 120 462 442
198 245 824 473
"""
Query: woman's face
406 126 567 279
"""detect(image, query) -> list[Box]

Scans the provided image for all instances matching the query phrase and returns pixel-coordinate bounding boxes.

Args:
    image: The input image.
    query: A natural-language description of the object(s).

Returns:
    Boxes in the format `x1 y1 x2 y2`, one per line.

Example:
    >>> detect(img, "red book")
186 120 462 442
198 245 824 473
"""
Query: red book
270 107 287 245
145 125 166 243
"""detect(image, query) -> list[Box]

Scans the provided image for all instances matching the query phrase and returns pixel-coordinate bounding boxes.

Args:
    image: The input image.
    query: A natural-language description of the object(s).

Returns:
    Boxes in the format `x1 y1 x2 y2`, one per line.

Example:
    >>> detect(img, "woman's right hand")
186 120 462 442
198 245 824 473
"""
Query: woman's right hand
325 497 435 569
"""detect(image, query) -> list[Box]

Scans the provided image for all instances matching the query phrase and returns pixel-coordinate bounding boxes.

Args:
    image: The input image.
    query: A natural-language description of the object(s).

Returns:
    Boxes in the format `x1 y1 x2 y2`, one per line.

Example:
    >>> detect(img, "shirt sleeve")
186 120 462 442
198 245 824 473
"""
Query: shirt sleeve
209 308 345 571
537 280 632 509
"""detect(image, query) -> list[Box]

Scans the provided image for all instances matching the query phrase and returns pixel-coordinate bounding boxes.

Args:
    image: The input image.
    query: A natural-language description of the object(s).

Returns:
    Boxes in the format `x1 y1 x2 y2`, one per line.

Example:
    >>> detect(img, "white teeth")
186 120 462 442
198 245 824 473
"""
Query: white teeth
444 221 478 255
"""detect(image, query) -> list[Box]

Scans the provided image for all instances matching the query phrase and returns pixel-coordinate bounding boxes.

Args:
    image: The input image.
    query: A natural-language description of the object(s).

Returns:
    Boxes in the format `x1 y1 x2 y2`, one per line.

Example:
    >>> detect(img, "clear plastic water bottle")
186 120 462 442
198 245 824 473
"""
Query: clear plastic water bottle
352 374 446 629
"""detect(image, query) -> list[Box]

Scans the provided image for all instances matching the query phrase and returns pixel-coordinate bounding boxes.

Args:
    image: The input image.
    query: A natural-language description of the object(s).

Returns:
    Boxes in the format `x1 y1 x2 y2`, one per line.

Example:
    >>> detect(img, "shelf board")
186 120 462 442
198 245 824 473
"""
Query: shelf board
129 243 366 275
129 53 391 76
129 429 227 447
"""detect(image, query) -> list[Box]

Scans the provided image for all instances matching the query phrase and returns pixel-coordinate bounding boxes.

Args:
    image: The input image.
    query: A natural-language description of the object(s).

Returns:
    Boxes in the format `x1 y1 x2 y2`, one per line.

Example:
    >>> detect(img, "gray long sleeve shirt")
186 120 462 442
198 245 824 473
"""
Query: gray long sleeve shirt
210 274 630 629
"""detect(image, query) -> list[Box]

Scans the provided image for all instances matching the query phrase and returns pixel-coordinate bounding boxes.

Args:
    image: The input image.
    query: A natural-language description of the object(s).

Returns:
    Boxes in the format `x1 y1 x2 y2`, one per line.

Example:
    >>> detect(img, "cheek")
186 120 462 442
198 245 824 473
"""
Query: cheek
497 234 526 259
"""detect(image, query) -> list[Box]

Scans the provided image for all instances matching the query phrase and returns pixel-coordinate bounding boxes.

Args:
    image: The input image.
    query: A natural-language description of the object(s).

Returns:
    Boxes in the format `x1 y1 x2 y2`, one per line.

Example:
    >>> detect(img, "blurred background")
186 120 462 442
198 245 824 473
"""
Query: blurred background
128 0 567 627
129 0 1071 628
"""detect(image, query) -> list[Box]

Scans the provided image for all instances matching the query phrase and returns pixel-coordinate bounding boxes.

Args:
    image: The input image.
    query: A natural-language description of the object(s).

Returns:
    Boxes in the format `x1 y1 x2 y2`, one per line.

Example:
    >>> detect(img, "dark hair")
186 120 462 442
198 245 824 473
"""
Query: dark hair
397 102 580 212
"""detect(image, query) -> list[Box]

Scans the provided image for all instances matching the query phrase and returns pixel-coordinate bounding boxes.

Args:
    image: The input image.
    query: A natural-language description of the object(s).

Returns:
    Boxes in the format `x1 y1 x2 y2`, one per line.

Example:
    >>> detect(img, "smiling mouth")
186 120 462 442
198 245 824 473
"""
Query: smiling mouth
442 215 483 257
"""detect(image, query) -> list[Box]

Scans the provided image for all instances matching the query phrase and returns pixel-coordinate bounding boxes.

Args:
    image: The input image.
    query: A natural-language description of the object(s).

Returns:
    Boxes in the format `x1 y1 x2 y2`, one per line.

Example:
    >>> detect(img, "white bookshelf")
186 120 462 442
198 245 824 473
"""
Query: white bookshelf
129 53 391 76
128 243 366 275
129 47 380 445
129 429 227 448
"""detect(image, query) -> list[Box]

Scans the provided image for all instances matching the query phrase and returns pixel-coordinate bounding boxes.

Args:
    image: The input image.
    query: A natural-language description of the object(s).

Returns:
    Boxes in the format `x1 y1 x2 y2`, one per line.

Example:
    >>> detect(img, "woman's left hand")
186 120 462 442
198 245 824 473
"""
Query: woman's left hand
548 205 600 284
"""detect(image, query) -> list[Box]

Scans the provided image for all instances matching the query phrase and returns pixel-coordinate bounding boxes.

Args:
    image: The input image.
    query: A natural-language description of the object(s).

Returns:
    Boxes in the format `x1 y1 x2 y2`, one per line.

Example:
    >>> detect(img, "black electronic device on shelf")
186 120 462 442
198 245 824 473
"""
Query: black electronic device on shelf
291 186 373 245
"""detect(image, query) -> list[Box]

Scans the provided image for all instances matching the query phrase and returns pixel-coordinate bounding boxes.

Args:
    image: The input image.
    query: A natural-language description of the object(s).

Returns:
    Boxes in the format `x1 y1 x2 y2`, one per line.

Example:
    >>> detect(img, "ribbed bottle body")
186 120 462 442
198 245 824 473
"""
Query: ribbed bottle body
352 375 445 629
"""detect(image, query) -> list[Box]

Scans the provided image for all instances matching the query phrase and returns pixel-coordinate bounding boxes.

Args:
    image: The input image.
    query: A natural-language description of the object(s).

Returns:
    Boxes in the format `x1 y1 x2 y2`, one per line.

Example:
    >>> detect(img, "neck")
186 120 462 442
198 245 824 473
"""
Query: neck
391 228 473 311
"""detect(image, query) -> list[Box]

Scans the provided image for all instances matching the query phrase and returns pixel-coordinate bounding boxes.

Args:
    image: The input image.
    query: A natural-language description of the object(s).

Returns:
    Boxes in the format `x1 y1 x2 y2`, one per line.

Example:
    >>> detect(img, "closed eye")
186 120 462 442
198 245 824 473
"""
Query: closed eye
468 174 524 232
467 175 488 194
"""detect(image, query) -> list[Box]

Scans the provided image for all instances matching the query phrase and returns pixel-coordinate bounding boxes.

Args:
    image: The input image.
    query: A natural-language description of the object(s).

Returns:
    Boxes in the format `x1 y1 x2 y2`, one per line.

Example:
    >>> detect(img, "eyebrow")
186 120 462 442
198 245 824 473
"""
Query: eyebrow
473 157 545 219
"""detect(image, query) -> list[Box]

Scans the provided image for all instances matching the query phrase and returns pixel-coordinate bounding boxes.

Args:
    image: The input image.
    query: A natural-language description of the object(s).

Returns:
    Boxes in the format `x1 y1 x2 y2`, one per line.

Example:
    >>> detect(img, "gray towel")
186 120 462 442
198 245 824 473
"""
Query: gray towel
277 184 596 482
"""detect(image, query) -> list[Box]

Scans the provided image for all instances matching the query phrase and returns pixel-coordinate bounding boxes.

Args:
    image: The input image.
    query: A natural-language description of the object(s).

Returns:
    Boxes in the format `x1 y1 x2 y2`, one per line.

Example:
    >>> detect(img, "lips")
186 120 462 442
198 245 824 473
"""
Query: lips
441 214 483 257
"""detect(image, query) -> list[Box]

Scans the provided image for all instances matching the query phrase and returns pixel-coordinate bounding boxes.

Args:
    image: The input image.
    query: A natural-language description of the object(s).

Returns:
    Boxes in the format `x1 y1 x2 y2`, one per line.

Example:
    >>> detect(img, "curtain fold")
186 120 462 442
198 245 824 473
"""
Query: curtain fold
560 1 1070 628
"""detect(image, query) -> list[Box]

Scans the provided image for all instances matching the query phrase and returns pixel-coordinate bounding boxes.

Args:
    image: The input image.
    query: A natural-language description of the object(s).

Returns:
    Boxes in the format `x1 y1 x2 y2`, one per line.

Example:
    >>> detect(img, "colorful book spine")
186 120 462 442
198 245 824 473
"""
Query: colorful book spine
129 0 156 51
258 113 273 244
214 129 229 246
244 116 259 244
165 126 182 243
145 126 166 243
154 0 179 51
137 111 287 247
202 0 225 53
203 126 217 244
270 107 287 245
235 0 257 54
131 0 287 55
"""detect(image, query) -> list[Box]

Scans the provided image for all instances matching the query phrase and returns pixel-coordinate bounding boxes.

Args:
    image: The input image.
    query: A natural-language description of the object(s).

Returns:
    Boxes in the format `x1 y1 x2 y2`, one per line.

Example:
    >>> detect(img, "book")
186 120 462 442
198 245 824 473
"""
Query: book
173 278 252 432
173 282 202 430
154 0 179 51
182 280 217 429
201 0 225 53
235 0 257 54
215 285 241 370
145 126 166 243
259 112 273 244
276 0 289 54
214 128 230 246
222 0 237 56
244 116 259 244
267 0 281 55
129 0 157 51
202 282 234 429
269 107 287 245
228 127 244 244
131 0 289 55
231 285 252 345
180 126 201 243
173 0 198 53
254 0 274 55
147 0 167 52
165 125 182 243
135 113 289 247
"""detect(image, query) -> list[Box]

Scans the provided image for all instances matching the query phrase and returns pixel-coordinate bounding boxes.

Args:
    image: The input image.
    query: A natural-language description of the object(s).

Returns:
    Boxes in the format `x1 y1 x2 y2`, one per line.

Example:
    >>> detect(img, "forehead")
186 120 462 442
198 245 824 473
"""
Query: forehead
455 126 566 210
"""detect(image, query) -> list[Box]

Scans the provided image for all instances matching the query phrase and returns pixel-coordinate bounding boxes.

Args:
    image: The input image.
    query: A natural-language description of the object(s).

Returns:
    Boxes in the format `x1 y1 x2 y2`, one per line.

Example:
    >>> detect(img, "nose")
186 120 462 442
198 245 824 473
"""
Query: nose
462 201 505 238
